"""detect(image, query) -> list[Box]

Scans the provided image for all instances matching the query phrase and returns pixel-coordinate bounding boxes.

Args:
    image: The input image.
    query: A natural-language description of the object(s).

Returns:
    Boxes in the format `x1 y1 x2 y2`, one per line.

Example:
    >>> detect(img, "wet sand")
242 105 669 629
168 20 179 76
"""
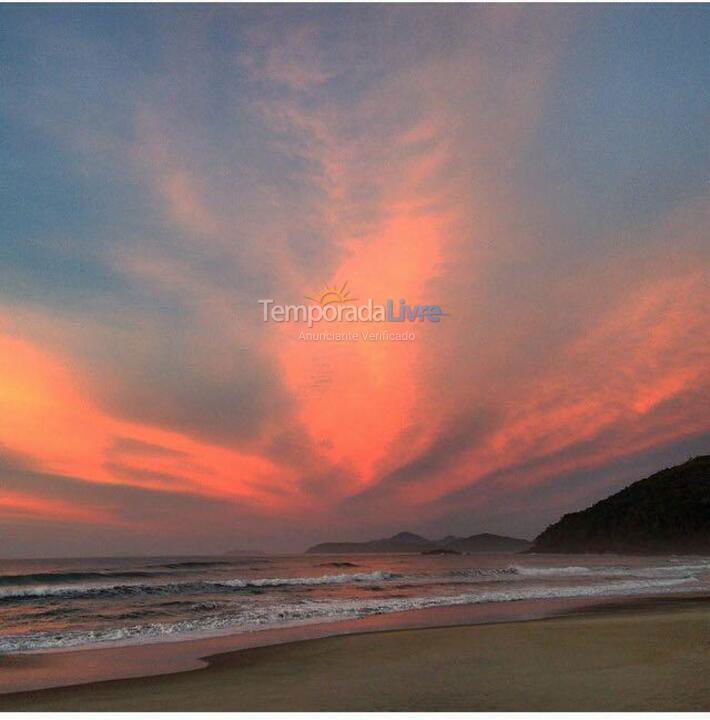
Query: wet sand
2 601 709 711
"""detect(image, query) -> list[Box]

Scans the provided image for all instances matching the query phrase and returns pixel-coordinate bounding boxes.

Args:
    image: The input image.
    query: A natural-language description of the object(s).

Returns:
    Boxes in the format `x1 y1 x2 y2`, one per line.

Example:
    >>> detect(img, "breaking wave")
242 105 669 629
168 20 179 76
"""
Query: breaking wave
0 570 159 586
447 567 521 578
511 562 710 579
0 575 695 653
0 570 399 603
146 561 244 570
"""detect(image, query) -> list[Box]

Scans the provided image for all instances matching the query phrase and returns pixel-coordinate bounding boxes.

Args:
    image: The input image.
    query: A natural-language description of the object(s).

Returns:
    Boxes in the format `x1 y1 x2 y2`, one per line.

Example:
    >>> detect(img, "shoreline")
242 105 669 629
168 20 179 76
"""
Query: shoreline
2 593 710 710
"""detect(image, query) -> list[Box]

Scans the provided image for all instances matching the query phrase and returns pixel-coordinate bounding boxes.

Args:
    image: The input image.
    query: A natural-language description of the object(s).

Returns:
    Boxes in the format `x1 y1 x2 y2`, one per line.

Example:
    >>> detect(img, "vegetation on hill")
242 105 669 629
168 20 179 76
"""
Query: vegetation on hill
532 456 710 554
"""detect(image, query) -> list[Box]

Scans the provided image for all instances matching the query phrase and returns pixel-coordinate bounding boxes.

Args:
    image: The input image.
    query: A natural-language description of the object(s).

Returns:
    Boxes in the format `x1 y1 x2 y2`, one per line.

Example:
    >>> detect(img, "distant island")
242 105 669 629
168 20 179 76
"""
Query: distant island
531 455 710 554
306 531 531 554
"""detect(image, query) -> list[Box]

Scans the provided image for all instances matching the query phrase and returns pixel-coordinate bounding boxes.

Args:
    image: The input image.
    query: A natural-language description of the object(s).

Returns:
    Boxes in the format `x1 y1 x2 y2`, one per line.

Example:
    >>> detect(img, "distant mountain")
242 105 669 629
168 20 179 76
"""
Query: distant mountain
306 531 432 554
388 531 431 545
447 533 532 553
306 531 531 554
531 456 710 554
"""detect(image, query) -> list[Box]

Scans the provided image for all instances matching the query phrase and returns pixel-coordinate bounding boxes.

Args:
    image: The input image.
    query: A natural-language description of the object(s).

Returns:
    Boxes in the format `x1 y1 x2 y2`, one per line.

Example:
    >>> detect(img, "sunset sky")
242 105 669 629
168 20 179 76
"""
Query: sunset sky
1 5 708 556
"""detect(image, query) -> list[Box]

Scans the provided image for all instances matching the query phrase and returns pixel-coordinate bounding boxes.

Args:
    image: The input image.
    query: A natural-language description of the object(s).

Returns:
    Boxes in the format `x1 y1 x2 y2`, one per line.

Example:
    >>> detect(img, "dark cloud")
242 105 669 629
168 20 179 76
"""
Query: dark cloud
103 462 195 491
109 436 188 459
342 407 500 510
427 430 710 541
0 450 261 555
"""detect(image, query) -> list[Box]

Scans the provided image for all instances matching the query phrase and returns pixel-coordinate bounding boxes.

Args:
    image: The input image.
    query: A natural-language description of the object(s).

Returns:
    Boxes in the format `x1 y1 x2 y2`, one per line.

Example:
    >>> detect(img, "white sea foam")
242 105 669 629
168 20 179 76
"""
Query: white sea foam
447 567 521 578
0 570 399 601
511 562 710 580
217 570 397 588
511 565 590 576
0 575 696 653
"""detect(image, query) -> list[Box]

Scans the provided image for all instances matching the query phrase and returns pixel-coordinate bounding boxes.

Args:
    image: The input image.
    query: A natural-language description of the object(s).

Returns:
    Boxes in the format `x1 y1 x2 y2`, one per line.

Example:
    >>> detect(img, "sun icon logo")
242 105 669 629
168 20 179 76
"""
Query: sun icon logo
305 281 357 306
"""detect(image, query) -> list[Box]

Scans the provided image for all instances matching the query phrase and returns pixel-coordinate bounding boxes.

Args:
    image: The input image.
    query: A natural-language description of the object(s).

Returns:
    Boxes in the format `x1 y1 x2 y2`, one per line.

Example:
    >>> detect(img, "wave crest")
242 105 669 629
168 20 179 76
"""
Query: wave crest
0 570 399 603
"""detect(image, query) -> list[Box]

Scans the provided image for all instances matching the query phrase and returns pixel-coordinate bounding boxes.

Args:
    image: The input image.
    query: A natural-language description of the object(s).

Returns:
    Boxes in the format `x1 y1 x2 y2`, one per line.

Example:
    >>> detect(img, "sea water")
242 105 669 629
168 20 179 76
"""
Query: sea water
1 552 708 654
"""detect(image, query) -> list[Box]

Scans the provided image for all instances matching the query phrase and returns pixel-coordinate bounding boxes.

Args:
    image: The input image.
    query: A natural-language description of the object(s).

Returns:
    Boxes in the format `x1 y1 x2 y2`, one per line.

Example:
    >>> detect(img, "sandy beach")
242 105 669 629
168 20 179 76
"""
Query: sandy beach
2 601 709 711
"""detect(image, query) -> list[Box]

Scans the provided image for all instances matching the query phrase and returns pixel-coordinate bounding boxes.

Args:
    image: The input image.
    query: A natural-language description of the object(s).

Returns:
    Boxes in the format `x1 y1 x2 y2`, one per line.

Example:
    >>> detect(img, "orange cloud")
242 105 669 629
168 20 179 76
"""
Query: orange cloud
0 322 304 525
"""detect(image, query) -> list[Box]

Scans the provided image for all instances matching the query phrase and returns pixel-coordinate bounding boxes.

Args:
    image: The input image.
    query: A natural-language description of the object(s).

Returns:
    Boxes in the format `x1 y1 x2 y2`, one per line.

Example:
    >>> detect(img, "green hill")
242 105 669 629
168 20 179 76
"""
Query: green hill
532 456 710 554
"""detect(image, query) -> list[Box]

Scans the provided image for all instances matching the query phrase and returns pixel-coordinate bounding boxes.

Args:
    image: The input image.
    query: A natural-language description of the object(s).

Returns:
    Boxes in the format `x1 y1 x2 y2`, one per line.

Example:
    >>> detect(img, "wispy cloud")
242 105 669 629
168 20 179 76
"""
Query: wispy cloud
0 5 707 553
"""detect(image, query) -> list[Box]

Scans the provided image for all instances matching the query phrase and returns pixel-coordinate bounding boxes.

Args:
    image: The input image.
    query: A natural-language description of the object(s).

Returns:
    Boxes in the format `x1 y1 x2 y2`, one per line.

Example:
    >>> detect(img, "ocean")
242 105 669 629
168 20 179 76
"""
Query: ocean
1 552 709 655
